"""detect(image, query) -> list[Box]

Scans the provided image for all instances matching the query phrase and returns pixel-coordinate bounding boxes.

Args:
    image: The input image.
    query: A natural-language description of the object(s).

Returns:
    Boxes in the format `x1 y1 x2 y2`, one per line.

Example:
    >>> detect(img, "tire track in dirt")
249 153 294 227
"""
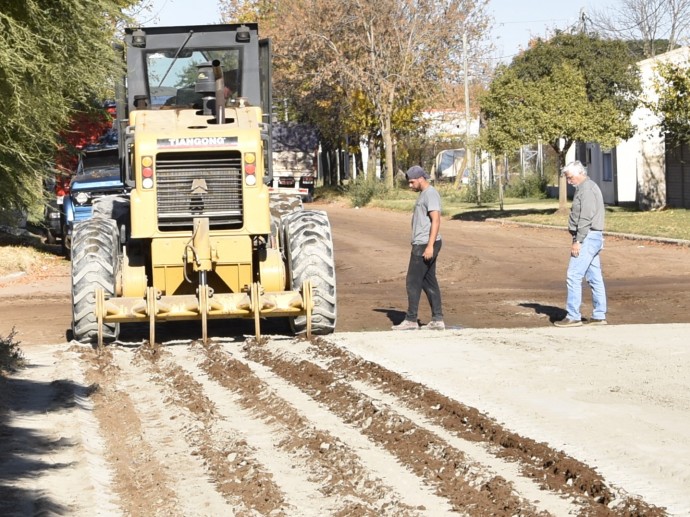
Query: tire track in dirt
120 344 288 515
296 337 668 516
237 336 667 516
72 334 669 516
239 340 540 515
185 339 454 516
80 346 183 516
107 346 237 516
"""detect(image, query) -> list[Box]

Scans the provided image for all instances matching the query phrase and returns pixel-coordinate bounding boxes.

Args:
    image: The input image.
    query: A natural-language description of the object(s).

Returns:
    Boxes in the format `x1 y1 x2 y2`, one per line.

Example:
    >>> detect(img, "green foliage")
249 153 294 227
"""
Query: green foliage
433 182 466 202
0 0 133 211
346 178 389 207
504 174 548 199
651 60 690 146
0 327 24 373
458 179 499 204
480 33 641 154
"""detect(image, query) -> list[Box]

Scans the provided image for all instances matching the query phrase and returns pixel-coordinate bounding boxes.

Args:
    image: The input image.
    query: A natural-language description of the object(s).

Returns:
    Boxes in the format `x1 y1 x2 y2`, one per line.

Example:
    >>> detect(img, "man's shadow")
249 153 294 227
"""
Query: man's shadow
374 308 407 325
519 303 566 323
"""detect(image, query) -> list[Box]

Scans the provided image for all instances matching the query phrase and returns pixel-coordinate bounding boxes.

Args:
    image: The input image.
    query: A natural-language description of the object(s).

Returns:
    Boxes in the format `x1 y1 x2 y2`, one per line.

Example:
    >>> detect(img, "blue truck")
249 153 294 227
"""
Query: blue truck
63 144 127 252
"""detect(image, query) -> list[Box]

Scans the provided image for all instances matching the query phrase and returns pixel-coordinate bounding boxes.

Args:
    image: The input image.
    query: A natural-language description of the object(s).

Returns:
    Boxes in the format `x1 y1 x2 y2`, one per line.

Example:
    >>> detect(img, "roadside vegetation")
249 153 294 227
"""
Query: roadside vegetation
318 183 690 242
0 327 24 373
0 244 58 278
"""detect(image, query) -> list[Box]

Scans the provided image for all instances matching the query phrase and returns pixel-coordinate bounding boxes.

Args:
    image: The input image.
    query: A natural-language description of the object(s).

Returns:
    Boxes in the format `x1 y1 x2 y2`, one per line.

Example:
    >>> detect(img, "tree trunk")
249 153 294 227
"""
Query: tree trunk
354 148 364 180
558 150 568 213
366 134 377 181
381 113 394 188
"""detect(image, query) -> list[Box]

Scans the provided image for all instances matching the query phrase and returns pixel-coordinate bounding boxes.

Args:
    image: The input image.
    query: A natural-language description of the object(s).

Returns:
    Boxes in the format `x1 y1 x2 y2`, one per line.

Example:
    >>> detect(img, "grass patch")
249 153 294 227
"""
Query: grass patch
313 185 347 203
0 227 63 278
0 327 24 373
326 185 690 241
0 243 55 278
510 206 690 241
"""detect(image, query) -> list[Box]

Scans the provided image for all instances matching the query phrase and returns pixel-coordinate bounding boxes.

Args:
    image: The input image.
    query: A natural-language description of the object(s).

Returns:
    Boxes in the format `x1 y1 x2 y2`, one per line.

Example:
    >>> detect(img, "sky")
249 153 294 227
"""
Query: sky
133 0 618 63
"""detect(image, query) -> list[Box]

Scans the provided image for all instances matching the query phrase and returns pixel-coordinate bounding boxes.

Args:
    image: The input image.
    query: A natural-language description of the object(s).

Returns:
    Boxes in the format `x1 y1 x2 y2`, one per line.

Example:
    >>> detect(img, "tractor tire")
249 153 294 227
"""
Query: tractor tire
70 217 120 343
269 192 303 219
282 210 337 335
269 192 303 251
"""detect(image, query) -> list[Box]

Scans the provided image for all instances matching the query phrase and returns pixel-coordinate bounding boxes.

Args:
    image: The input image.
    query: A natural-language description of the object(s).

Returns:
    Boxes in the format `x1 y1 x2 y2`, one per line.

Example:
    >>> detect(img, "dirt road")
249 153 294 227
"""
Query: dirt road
2 202 690 515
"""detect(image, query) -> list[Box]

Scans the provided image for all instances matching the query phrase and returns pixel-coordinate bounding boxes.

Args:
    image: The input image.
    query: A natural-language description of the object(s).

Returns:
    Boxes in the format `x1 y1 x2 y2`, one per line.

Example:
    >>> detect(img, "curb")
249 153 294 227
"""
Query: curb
485 218 690 247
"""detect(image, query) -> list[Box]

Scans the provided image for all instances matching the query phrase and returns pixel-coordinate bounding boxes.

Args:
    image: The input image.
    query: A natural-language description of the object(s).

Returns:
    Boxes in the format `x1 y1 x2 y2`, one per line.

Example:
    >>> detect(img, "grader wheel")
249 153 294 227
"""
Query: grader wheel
71 217 120 344
282 210 337 335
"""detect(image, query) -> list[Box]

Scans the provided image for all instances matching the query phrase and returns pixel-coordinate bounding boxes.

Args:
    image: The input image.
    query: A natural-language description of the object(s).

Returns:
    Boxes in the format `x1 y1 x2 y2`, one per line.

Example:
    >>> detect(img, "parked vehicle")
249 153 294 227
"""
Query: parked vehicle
271 122 319 202
63 147 125 252
42 176 67 252
433 148 468 183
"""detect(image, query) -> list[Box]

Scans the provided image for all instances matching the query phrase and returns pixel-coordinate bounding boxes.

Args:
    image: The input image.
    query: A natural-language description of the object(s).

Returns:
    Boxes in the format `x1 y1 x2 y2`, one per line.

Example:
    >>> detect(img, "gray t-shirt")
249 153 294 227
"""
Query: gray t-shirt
411 186 442 245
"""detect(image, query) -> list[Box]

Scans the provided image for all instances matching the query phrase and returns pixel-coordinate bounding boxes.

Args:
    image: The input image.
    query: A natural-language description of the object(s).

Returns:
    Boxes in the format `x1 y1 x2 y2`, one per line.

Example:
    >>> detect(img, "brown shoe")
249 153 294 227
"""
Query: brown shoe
554 318 583 328
587 318 608 326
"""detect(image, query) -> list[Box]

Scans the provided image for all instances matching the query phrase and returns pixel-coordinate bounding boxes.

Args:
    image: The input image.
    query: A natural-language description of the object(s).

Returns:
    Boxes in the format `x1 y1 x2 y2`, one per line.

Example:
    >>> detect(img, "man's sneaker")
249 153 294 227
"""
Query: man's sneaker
391 319 419 330
587 318 608 326
422 320 445 330
554 318 583 328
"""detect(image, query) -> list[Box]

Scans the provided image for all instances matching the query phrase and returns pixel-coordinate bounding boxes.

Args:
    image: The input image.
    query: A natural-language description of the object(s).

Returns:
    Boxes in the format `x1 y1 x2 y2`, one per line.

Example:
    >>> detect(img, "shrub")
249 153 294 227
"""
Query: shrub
459 179 499 204
346 178 388 207
0 327 24 373
504 174 548 199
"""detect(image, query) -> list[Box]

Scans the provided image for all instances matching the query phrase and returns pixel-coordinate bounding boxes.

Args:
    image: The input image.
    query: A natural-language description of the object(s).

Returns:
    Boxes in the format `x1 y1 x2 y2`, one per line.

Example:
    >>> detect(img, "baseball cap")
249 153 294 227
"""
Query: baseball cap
406 165 429 180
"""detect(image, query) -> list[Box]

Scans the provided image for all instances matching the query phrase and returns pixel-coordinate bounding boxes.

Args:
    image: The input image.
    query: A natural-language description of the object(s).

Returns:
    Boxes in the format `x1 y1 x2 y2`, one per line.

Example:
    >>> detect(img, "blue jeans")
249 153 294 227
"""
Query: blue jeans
565 231 607 321
405 240 443 322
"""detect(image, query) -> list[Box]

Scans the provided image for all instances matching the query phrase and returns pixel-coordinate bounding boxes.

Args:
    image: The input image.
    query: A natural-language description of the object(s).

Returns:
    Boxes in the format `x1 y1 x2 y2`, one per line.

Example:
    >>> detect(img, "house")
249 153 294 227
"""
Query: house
583 46 690 208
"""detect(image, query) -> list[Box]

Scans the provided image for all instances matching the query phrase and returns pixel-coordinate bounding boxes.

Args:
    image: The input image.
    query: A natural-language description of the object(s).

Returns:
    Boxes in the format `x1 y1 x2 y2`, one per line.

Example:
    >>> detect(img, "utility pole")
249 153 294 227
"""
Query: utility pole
579 8 588 33
463 32 480 202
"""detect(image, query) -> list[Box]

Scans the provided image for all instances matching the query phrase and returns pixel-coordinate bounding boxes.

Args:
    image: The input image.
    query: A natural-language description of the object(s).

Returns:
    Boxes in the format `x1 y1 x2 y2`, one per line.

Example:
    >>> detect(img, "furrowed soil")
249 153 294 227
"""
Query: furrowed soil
1 202 690 516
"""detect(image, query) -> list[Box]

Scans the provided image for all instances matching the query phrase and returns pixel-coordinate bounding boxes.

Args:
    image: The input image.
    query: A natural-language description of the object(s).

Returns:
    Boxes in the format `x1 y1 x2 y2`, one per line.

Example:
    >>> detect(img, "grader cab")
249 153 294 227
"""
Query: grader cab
70 24 336 346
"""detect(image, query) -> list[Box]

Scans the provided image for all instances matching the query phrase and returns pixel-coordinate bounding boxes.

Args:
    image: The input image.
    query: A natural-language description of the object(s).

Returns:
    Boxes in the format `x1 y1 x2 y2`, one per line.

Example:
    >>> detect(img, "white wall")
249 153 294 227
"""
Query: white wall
617 47 690 208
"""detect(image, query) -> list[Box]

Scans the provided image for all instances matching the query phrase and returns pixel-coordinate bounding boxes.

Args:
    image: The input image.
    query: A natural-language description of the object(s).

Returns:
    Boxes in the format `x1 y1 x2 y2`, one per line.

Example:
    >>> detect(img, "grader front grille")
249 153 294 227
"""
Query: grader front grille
155 151 243 230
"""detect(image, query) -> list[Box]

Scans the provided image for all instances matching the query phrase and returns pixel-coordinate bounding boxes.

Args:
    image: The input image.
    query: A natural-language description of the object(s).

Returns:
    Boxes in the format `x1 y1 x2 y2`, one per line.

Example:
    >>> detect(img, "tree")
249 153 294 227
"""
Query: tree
650 59 690 146
248 0 491 188
588 0 690 58
480 33 641 210
0 0 134 211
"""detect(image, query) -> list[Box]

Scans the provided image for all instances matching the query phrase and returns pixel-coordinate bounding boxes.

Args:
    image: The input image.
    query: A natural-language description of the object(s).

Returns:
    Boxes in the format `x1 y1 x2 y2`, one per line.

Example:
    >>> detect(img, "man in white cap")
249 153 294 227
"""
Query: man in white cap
392 165 445 330
555 160 607 327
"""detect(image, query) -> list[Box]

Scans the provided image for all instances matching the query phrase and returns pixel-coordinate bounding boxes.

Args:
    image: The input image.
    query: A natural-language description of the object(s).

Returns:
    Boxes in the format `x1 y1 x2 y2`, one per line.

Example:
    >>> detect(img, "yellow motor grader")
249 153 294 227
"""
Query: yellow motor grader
70 24 336 346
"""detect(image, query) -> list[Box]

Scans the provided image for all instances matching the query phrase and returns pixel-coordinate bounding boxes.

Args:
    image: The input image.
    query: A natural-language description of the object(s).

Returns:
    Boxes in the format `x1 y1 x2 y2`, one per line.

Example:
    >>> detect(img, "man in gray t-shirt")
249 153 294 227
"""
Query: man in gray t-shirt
392 166 445 331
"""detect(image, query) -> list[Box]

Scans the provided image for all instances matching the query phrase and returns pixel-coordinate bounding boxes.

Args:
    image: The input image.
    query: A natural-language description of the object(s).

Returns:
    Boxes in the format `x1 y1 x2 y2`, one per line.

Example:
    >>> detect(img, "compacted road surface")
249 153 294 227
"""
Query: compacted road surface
2 202 690 515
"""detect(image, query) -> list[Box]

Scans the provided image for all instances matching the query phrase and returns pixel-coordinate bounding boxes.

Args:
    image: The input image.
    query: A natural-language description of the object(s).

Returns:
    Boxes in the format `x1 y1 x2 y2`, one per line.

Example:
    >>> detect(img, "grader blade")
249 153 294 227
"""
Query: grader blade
251 282 262 340
199 284 210 345
302 279 313 339
146 287 157 347
95 287 105 349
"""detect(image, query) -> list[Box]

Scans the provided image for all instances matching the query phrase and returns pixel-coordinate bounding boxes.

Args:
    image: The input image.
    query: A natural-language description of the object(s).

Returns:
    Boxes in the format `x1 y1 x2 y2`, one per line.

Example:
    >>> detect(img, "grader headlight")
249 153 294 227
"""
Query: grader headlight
244 152 256 186
141 156 154 189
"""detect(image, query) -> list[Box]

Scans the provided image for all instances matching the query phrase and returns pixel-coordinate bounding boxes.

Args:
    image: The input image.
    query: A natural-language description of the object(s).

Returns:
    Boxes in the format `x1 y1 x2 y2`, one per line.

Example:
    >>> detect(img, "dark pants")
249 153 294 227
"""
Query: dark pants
405 240 443 322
